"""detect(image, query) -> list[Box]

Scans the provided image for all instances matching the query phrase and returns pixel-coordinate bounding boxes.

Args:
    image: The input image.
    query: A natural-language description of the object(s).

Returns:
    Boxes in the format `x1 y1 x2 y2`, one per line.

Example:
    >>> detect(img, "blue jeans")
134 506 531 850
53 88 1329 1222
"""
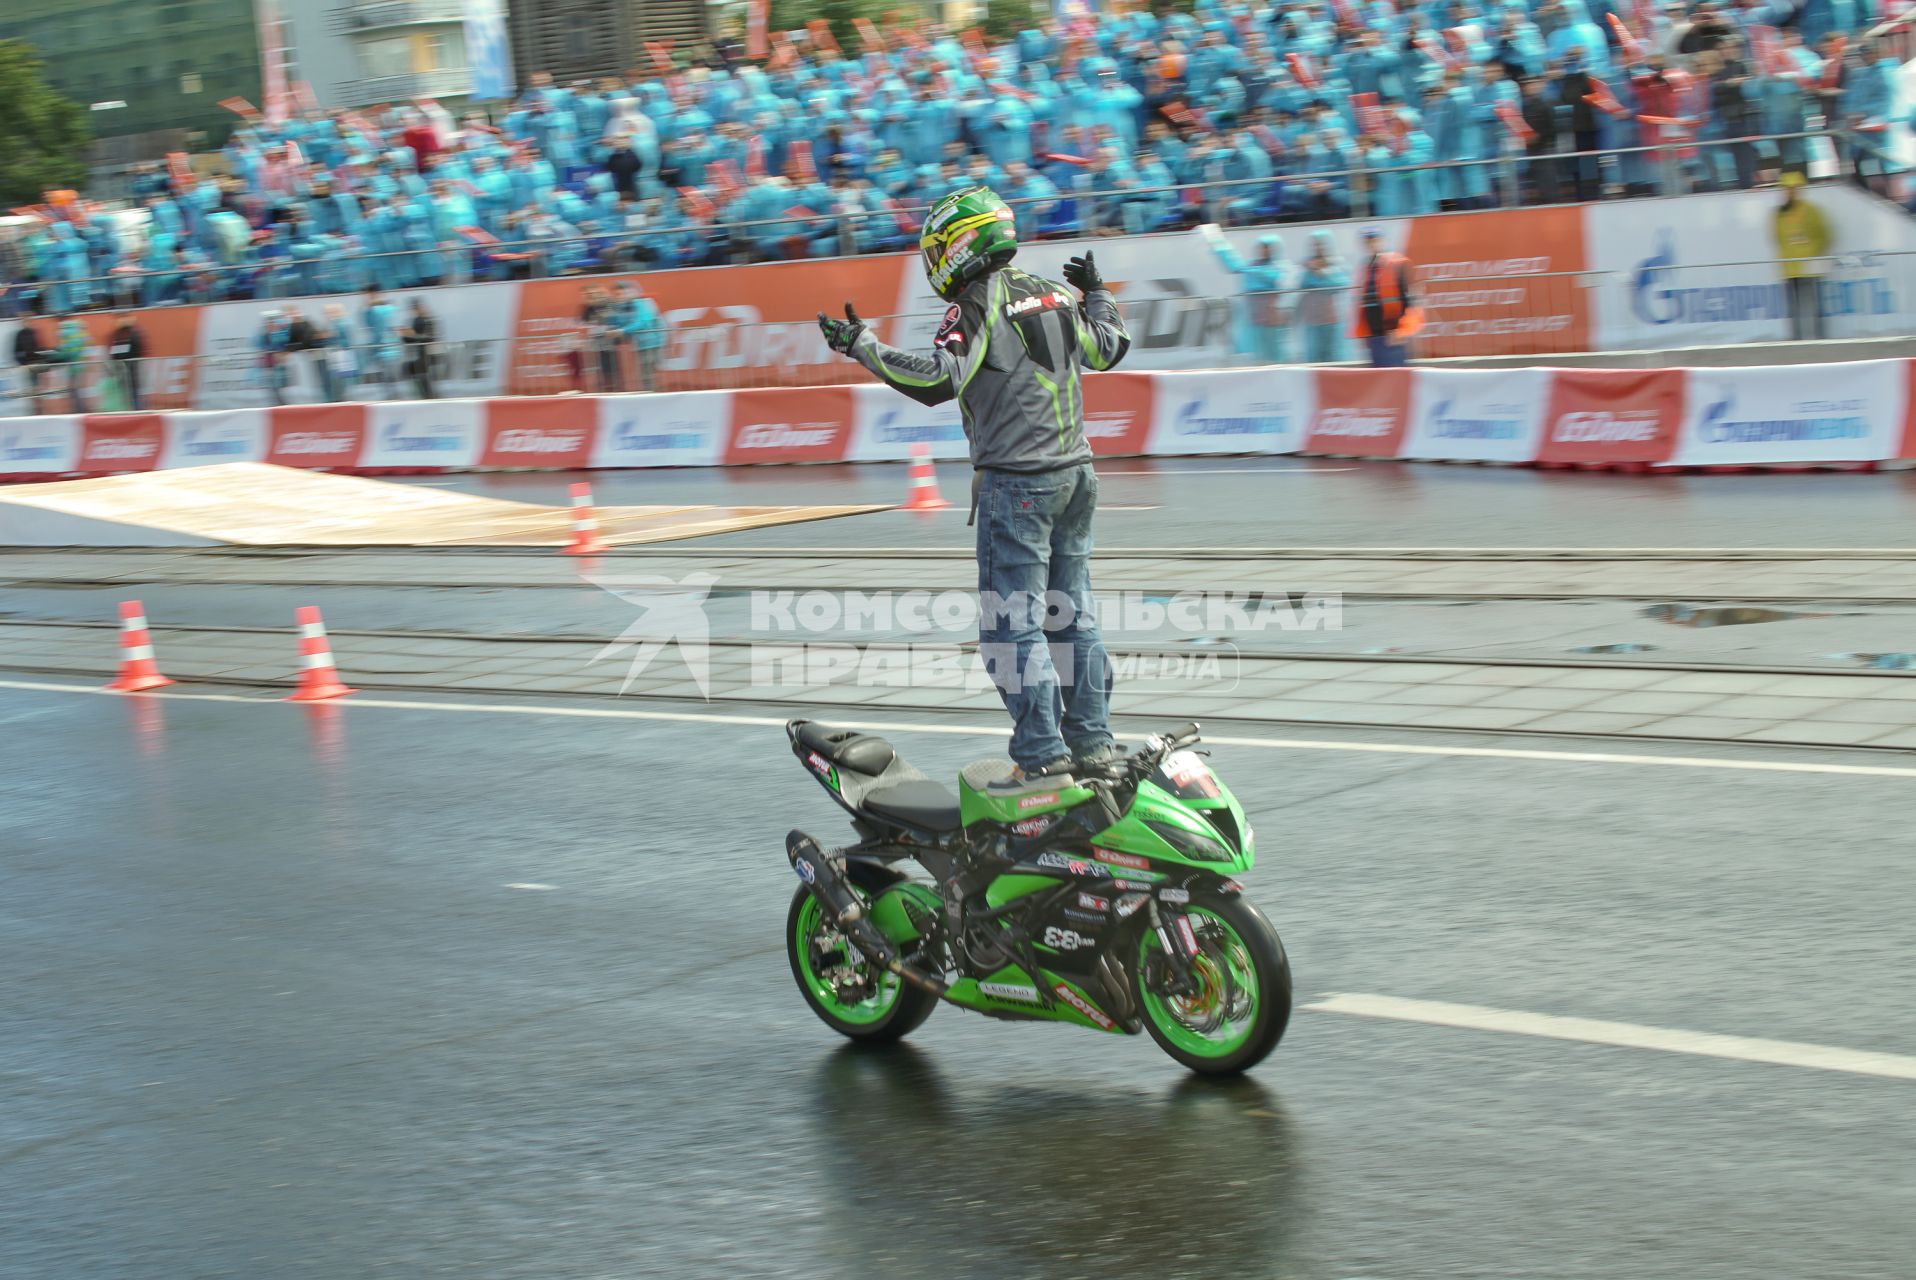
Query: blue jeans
975 464 1114 769
1366 334 1407 368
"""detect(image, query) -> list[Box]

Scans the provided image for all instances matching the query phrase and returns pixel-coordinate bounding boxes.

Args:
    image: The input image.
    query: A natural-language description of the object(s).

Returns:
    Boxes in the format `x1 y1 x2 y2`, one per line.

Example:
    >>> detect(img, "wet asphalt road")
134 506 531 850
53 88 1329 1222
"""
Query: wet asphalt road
5 684 1915 1279
406 459 1916 551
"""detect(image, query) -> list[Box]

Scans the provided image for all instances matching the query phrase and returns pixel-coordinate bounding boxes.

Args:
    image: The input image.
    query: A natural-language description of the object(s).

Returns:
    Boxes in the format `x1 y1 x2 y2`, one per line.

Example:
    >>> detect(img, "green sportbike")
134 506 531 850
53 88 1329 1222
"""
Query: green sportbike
784 719 1292 1074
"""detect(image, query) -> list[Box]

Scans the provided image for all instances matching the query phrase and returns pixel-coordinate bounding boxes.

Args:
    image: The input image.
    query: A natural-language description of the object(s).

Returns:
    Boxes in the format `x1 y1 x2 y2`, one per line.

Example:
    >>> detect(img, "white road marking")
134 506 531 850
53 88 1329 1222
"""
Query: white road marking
1305 993 1916 1082
504 883 555 891
4 676 1915 780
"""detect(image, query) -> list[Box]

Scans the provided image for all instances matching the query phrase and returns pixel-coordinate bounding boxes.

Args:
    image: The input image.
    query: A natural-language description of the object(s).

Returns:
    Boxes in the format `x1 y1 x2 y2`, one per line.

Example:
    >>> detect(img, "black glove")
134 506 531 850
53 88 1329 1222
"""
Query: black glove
817 302 864 355
1062 250 1103 293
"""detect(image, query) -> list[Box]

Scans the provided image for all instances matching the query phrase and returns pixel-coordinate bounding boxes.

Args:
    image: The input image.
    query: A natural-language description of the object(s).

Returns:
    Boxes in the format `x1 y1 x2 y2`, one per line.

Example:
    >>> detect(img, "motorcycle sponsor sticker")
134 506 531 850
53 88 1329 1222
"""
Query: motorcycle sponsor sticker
1017 793 1061 810
1064 909 1108 925
1536 369 1683 466
1304 368 1411 457
1043 926 1094 951
1053 982 1116 1030
979 981 1041 1003
1176 915 1201 956
1094 847 1150 870
1115 893 1149 919
804 751 838 789
1217 878 1245 895
1035 852 1098 876
1158 887 1190 904
1076 893 1110 912
1163 750 1221 798
1011 815 1057 838
793 856 817 885
1112 878 1157 891
79 414 163 472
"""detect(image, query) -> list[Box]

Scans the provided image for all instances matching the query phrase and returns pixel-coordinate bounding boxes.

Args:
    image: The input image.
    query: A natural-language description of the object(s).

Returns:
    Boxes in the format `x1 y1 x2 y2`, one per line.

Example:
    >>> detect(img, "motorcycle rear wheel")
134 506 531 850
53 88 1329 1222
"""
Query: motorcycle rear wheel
786 875 938 1043
1133 894 1292 1075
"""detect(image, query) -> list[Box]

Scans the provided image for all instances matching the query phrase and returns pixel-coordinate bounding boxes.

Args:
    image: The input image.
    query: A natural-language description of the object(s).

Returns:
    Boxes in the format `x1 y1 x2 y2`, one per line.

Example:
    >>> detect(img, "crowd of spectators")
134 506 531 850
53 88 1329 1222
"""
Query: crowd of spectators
0 0 1905 320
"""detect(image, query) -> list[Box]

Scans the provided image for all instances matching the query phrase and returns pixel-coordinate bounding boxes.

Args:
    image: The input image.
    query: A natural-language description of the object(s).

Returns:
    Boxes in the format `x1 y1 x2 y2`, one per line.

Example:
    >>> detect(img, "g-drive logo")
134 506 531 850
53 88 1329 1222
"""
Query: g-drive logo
1174 397 1289 437
381 422 465 453
872 410 963 445
1553 411 1659 444
1696 390 1868 444
1425 397 1521 441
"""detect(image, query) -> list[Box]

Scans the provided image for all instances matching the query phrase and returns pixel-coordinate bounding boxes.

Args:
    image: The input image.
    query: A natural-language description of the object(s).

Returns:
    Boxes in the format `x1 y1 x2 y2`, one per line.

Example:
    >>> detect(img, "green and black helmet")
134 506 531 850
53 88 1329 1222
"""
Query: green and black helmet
920 186 1018 301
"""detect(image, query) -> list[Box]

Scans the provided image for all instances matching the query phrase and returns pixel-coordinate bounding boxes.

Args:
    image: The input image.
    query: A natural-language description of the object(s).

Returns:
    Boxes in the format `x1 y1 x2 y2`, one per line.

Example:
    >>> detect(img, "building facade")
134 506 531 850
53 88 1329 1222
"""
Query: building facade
507 0 709 86
0 0 262 146
280 0 489 111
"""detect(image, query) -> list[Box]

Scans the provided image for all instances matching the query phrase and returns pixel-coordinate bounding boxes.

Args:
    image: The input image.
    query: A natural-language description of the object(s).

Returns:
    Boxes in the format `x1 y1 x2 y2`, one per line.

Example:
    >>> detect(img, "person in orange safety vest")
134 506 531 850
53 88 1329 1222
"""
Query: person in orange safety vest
1352 225 1422 368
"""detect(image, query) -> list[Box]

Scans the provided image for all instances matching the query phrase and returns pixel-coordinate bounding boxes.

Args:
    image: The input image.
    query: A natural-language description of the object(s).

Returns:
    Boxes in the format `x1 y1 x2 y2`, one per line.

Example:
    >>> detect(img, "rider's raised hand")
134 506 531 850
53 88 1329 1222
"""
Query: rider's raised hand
817 302 865 355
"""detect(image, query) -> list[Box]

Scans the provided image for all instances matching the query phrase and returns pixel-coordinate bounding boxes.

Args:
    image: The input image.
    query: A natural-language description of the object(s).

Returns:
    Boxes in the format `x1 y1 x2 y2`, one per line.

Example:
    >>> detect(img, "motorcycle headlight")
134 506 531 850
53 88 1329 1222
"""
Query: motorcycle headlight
1143 819 1234 861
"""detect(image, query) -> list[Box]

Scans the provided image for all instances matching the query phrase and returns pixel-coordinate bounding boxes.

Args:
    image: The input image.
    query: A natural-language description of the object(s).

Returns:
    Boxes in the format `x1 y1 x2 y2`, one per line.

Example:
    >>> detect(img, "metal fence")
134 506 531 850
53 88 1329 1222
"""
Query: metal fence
1 129 1887 321
12 247 1916 412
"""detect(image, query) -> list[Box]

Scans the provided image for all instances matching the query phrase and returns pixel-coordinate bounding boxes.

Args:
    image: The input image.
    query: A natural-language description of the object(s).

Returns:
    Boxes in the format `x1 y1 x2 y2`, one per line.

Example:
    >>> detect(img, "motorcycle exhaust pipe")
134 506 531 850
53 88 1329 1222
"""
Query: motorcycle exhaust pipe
787 830 948 998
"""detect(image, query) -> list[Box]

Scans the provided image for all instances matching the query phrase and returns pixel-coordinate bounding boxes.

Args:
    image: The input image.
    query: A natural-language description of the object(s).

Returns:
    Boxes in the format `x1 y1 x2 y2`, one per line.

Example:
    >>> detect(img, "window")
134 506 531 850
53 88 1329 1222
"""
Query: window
358 36 411 80
181 72 203 94
564 15 590 62
425 28 467 72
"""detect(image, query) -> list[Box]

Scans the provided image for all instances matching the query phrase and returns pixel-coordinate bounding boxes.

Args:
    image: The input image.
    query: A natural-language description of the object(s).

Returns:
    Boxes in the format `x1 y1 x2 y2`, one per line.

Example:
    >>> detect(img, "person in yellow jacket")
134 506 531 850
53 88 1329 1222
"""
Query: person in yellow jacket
1773 173 1832 341
1351 225 1424 368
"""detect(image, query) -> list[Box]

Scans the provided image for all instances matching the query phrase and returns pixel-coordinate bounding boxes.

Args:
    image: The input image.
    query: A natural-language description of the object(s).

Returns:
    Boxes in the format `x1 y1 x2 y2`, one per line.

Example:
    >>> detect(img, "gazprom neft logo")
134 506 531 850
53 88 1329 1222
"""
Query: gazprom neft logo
179 425 252 457
872 410 964 445
1426 397 1522 440
613 420 704 452
1174 397 1290 437
0 430 64 462
1698 393 1869 444
1632 230 1785 327
381 422 465 453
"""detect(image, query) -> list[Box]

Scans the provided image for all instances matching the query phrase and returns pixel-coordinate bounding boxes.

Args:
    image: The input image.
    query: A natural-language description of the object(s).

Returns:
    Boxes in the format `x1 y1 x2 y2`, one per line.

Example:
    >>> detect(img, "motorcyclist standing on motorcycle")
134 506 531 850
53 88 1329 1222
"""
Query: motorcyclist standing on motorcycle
818 186 1131 793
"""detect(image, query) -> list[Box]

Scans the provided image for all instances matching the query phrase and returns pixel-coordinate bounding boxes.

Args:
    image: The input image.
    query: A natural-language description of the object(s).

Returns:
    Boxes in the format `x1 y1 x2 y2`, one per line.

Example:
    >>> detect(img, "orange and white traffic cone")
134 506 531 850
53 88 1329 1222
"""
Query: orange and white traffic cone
902 444 950 511
563 481 610 554
106 600 173 692
287 606 355 702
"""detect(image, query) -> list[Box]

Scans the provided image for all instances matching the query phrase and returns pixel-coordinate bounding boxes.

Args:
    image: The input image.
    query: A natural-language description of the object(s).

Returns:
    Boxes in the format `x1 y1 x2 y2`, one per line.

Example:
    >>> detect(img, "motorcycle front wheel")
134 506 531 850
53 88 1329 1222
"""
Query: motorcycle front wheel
1133 893 1292 1075
786 876 938 1043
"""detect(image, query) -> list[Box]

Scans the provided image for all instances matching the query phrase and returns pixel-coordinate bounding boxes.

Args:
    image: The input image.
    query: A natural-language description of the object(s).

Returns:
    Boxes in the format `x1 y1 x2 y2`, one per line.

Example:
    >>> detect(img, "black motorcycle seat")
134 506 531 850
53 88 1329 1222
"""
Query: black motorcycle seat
863 780 963 832
796 722 897 775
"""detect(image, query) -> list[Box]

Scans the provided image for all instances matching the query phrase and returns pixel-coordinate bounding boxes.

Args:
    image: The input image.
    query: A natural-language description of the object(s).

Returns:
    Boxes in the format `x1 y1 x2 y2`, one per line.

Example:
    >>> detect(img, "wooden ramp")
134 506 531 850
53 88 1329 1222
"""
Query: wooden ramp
0 464 884 548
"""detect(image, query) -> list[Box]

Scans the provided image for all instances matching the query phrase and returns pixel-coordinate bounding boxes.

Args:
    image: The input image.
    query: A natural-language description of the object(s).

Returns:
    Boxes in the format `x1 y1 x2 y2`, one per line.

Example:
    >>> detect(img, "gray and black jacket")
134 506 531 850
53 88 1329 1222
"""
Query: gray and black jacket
849 267 1130 473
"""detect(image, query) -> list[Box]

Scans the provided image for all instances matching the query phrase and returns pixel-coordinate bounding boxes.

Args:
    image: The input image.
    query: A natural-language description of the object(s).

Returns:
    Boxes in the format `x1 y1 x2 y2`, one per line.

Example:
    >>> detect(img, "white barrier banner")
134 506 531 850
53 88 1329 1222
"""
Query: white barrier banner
847 383 969 463
0 416 80 472
160 409 267 469
1667 360 1906 466
362 399 483 468
195 283 518 409
1403 367 1549 463
1147 367 1311 455
592 391 728 468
